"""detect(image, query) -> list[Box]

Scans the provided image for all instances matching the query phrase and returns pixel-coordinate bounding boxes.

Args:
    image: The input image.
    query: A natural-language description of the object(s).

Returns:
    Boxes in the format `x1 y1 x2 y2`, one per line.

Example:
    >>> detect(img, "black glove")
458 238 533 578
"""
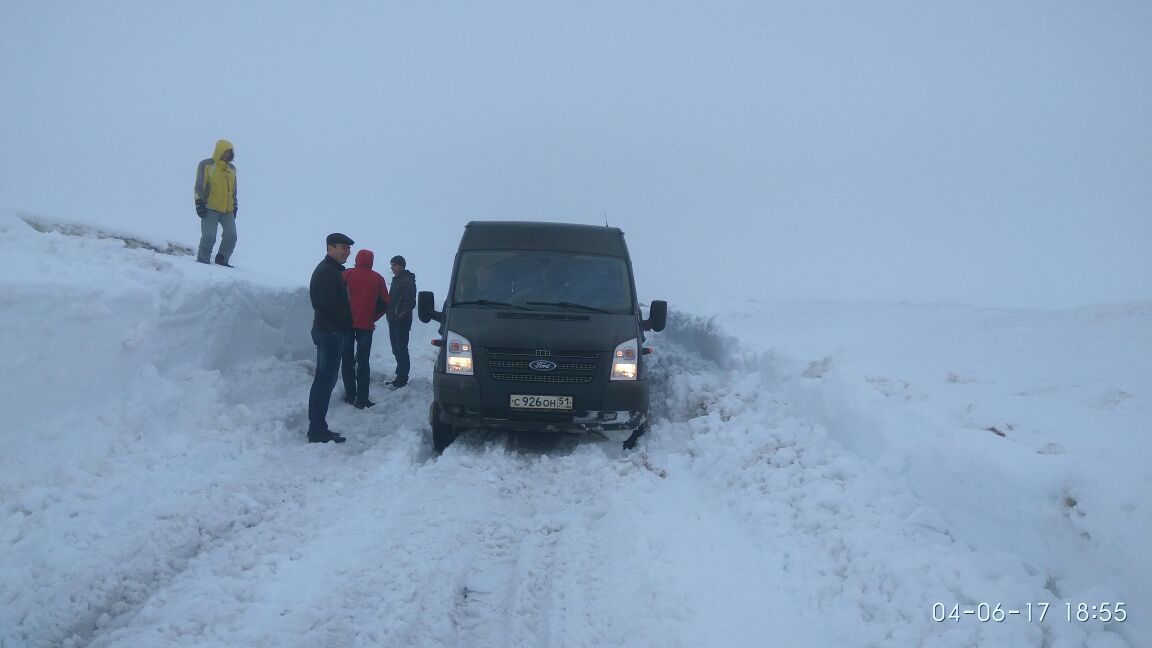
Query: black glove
195 200 207 218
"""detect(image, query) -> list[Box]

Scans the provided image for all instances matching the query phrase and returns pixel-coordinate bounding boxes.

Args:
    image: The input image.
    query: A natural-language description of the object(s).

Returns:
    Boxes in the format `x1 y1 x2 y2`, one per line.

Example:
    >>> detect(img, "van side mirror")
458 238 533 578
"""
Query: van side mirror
418 291 442 323
644 300 667 332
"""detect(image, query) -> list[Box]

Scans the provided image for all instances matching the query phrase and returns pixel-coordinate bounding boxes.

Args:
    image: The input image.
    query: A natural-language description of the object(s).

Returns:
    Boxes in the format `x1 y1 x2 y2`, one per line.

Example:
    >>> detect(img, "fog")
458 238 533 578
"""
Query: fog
2 1 1149 307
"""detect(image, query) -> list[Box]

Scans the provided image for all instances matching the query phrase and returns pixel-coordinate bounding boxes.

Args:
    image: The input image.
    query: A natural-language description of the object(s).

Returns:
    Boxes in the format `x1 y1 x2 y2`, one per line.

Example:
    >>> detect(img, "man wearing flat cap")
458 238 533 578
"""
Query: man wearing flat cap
385 254 417 389
306 232 355 443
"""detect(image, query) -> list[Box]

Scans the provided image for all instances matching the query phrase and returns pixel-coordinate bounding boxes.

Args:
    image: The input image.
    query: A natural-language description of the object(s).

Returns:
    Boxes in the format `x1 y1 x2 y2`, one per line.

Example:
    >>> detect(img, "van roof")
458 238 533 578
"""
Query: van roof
460 221 629 257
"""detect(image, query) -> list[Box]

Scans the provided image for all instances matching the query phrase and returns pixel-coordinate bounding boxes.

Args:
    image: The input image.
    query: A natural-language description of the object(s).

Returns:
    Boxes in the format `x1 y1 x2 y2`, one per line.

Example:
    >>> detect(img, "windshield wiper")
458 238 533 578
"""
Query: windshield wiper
526 301 611 314
451 299 533 311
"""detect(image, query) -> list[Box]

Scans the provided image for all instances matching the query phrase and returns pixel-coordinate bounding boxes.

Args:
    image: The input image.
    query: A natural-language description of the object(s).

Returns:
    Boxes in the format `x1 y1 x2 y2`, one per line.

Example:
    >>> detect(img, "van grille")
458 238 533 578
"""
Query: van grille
486 347 600 384
486 347 598 359
489 359 597 372
492 373 593 384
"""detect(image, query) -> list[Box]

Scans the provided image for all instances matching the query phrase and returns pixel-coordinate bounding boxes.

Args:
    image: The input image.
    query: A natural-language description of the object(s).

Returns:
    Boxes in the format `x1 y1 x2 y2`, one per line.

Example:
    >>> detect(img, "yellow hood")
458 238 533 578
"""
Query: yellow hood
212 139 234 162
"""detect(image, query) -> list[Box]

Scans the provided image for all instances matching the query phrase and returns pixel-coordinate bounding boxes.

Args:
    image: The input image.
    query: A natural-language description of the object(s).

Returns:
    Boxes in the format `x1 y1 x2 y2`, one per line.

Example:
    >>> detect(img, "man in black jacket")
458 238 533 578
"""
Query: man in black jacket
307 232 354 443
386 255 417 388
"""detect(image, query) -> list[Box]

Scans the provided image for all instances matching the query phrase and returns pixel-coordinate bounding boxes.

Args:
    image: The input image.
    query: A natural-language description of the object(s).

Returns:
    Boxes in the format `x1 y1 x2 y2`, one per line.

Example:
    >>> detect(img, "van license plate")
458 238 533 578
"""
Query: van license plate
510 394 573 410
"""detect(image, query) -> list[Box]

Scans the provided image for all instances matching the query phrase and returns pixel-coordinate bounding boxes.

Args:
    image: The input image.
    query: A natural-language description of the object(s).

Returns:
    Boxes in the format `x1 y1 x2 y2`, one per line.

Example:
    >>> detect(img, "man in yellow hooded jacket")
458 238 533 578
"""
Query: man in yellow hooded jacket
194 139 238 266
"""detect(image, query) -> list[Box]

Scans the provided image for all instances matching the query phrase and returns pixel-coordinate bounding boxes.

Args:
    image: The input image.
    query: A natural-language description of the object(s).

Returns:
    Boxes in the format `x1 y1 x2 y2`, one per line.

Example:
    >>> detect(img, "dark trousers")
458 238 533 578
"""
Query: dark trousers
341 328 374 403
308 329 346 435
388 316 412 384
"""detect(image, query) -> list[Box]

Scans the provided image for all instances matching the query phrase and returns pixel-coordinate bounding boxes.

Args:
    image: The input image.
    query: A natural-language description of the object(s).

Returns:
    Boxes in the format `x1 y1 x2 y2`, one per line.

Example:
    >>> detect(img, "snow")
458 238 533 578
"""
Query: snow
1 209 1148 647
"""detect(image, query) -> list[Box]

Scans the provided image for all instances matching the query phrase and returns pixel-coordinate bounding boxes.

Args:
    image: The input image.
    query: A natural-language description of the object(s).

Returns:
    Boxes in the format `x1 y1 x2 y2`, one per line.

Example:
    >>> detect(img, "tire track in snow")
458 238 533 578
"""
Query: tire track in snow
280 443 686 648
9 369 322 647
83 406 431 647
86 420 811 647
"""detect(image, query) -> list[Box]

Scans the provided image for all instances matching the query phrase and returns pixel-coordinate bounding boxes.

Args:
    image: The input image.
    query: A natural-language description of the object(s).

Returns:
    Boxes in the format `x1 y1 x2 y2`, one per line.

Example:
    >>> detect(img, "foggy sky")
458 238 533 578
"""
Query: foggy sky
2 1 1149 308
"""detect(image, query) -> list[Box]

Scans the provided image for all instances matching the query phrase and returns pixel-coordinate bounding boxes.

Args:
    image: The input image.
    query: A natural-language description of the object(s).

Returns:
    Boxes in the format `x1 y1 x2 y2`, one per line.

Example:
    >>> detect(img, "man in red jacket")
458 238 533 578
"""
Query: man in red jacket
341 249 390 408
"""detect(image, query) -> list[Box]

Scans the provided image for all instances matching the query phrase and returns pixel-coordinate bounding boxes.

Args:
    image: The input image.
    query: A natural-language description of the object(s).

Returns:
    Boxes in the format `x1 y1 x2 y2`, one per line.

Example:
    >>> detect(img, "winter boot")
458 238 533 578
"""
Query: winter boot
307 430 346 444
214 254 234 268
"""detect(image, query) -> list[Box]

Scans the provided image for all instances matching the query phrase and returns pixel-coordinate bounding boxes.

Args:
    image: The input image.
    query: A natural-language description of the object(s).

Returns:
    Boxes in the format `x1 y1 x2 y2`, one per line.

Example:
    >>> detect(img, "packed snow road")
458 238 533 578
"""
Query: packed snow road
2 217 1145 647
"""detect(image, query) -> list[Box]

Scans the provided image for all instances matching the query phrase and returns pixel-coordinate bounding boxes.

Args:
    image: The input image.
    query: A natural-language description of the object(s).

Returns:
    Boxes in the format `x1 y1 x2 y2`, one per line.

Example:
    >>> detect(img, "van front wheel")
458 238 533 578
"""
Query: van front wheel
430 403 459 453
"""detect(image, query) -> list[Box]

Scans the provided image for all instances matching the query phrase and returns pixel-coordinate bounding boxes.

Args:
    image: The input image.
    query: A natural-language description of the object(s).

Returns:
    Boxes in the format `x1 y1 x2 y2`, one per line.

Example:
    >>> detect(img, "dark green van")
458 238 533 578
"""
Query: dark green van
418 221 667 452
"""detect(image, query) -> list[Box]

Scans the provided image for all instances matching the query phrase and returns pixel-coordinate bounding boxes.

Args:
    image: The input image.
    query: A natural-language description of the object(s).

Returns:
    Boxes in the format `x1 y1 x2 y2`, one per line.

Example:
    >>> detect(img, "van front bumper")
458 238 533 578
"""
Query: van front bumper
432 373 648 440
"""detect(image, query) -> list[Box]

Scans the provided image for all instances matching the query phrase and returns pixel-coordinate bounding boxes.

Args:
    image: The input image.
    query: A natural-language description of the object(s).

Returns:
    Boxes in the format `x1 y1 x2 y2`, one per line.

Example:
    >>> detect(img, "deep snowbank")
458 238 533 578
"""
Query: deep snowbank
1 212 1147 647
666 301 1150 645
2 210 315 643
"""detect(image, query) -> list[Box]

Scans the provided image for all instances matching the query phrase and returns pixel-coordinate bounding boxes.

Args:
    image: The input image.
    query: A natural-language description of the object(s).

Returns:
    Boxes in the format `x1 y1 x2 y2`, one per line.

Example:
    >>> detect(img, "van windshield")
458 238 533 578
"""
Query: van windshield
452 250 634 313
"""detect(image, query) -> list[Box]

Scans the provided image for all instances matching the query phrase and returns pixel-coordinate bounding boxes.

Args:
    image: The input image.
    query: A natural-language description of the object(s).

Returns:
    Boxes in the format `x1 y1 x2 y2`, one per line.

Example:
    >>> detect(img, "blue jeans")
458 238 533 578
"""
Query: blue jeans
388 316 412 384
341 328 374 403
308 329 346 435
198 209 237 263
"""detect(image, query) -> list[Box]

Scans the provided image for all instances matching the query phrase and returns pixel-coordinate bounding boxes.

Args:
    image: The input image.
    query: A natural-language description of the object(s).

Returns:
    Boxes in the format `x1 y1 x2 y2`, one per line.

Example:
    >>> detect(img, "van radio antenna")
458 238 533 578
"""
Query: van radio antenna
604 211 609 227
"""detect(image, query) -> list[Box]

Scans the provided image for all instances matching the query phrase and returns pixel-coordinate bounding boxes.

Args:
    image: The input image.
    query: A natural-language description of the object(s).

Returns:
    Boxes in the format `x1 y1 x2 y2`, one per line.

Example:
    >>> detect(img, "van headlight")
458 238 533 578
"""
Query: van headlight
610 338 638 381
446 331 474 375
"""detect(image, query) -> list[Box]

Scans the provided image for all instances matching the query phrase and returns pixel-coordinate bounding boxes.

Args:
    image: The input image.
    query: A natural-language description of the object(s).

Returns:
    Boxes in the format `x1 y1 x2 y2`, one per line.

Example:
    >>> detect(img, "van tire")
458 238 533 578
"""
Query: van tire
430 403 458 453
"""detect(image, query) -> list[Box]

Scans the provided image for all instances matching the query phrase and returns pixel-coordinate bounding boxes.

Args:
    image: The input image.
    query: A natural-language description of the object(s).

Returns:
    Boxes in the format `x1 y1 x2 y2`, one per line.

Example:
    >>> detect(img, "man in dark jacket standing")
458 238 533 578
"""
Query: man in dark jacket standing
341 249 389 409
386 255 416 388
307 232 355 443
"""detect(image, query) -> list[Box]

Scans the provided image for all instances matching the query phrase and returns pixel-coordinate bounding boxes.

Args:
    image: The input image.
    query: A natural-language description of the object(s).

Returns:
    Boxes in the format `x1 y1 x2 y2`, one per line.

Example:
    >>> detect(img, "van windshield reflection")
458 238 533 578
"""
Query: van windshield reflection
452 251 634 313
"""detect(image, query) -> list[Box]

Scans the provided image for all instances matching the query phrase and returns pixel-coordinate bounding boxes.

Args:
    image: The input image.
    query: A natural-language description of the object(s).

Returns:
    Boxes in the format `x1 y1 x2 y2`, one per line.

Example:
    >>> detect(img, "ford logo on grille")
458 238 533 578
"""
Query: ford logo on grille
529 360 558 372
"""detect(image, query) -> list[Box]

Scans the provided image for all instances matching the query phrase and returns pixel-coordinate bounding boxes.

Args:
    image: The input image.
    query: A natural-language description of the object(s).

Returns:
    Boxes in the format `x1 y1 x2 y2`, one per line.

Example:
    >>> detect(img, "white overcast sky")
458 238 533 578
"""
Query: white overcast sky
1 1 1149 308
